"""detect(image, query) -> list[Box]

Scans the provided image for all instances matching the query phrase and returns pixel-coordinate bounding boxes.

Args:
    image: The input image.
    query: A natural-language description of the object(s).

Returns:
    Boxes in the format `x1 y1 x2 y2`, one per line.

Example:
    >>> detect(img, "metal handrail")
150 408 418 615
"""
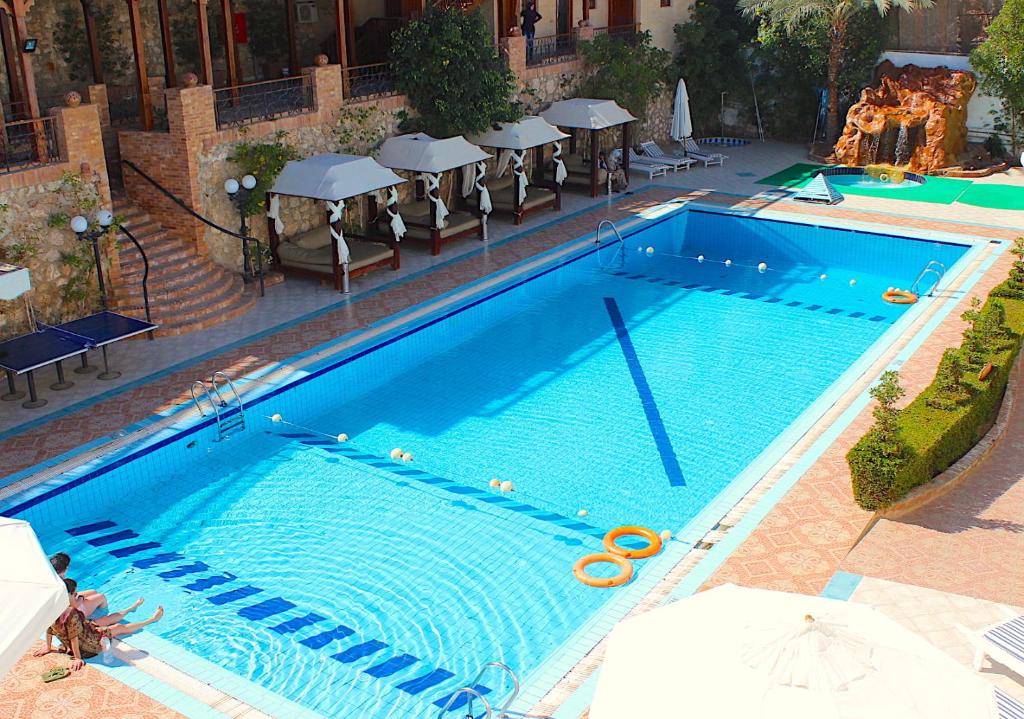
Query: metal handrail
121 159 265 297
210 370 244 411
910 260 946 297
190 380 219 419
596 219 626 271
118 225 153 336
436 688 492 718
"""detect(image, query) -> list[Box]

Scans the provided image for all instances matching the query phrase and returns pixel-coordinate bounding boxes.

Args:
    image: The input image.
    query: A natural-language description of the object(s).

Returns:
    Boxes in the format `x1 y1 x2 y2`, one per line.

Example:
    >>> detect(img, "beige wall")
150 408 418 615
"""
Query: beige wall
638 0 693 51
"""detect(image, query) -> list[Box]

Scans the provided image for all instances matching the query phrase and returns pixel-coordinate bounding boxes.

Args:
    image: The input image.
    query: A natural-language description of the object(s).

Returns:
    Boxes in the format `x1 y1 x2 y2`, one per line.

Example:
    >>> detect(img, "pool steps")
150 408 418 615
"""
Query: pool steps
189 371 246 441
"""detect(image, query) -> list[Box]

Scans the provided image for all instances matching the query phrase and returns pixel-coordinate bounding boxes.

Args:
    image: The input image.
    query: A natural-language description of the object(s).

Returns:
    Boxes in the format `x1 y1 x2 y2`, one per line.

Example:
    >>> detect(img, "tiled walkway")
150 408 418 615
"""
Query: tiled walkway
0 641 183 719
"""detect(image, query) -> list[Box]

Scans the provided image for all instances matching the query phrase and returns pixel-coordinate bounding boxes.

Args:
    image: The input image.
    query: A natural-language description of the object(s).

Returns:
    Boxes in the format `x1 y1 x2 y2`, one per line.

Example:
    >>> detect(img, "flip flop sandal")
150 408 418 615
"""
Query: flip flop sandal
42 666 70 682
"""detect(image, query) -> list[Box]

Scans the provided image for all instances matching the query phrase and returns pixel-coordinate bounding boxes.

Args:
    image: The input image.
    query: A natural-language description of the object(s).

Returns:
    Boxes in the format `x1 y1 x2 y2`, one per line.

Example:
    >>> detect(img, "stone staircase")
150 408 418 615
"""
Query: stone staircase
109 195 258 336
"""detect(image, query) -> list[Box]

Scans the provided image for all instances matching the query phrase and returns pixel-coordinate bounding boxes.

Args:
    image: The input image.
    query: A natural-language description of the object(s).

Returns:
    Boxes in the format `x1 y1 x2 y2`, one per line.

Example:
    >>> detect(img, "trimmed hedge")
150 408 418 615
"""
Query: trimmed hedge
848 284 1024 511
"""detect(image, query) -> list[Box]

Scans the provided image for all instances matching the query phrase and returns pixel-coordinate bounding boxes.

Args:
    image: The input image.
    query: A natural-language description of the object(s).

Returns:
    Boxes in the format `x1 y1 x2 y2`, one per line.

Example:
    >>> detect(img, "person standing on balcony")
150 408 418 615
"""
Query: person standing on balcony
521 2 542 61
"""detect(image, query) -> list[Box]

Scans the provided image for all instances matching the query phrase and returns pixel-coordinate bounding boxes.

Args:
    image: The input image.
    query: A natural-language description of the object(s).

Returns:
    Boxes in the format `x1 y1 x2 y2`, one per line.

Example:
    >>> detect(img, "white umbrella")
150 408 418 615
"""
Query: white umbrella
0 518 68 679
590 583 998 719
671 78 693 142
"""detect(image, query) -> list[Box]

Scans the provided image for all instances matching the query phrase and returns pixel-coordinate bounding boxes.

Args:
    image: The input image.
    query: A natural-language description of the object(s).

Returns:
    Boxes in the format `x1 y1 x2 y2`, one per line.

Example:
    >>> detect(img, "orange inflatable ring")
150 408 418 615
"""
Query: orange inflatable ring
603 525 663 559
882 289 918 305
573 553 634 588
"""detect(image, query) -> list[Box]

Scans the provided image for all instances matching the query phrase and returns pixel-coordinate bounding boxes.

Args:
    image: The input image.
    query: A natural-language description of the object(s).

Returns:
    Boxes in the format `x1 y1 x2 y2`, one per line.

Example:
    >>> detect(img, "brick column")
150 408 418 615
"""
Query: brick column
52 102 110 205
303 64 343 119
148 75 167 113
504 35 527 78
577 25 595 42
86 84 111 128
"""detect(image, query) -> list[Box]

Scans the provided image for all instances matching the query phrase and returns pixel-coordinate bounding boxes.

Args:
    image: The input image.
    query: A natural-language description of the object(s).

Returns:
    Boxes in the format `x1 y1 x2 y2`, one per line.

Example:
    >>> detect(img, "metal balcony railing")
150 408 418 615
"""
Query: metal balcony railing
213 75 315 129
0 116 60 174
527 32 577 66
342 63 398 101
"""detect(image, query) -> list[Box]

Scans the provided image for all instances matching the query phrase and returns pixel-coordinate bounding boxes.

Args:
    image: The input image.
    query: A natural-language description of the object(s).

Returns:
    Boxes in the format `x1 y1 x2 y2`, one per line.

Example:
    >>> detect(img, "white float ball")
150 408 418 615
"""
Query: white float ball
660 529 673 541
637 245 644 253
724 259 733 267
577 509 588 517
697 255 705 263
819 274 828 281
887 286 894 292
337 433 348 443
500 480 514 493
390 448 403 459
401 452 413 462
645 246 655 255
270 413 283 423
849 279 857 287
489 478 501 488
757 262 767 274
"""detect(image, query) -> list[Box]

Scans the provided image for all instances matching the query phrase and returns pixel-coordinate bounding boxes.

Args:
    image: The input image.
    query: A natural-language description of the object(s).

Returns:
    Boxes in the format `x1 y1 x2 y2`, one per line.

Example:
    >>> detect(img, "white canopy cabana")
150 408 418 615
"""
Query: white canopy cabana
268 153 407 293
0 518 67 680
590 583 1000 719
376 133 493 255
540 99 637 197
467 117 569 225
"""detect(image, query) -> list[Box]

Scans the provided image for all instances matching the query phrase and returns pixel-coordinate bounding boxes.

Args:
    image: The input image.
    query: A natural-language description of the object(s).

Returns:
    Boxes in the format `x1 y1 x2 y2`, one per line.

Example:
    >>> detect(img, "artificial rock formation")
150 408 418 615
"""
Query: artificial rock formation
833 62 976 172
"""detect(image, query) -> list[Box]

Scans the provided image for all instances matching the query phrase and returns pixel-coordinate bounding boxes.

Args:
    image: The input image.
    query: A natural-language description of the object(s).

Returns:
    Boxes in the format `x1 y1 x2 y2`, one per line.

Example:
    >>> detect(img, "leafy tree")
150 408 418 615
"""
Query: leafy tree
738 0 932 143
970 0 1024 154
579 31 672 121
227 132 299 217
55 0 132 83
391 5 521 137
673 0 756 134
753 8 884 139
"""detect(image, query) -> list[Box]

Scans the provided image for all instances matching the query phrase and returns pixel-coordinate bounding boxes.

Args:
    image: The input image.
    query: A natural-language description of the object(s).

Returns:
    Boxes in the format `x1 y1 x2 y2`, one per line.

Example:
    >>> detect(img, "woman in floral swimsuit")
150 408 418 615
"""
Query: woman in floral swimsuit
35 578 164 670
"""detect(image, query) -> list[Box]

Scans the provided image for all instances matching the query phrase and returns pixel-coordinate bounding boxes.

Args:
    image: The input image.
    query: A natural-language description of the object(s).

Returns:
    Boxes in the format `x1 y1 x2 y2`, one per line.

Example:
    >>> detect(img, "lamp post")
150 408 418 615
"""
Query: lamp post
70 209 115 310
224 173 257 283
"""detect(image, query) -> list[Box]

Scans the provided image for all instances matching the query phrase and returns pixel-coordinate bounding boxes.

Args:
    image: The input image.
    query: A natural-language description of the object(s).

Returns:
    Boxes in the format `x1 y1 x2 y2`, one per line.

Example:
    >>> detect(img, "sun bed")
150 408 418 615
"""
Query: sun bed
488 173 559 221
958 613 1024 679
638 142 695 172
681 137 727 167
272 224 399 290
624 149 670 178
399 205 483 255
997 689 1024 719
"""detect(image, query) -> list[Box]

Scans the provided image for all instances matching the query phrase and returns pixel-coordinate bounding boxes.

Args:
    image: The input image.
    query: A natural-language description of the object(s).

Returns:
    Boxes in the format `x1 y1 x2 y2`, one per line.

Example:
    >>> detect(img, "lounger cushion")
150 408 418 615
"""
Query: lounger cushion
277 238 393 273
289 225 333 251
490 185 555 212
403 210 480 240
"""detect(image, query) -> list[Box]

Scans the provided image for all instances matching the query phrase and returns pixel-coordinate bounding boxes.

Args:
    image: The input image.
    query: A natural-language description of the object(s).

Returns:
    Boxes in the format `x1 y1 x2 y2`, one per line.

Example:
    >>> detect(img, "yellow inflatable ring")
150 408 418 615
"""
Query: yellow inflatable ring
603 525 663 559
573 553 634 588
882 289 918 305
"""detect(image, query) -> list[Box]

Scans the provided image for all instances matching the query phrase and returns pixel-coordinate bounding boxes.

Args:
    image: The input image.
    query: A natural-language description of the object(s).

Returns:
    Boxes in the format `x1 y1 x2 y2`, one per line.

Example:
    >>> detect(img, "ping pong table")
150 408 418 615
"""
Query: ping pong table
0 311 157 409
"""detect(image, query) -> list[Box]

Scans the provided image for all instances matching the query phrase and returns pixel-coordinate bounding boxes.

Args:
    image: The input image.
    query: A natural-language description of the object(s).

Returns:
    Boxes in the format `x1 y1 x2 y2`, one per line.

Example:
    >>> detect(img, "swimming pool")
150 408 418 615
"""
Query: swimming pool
3 205 976 718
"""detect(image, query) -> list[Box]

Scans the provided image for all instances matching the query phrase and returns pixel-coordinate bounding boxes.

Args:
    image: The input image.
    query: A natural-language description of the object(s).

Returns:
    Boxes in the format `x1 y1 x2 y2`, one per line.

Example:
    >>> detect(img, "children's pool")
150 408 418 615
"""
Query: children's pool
3 206 975 718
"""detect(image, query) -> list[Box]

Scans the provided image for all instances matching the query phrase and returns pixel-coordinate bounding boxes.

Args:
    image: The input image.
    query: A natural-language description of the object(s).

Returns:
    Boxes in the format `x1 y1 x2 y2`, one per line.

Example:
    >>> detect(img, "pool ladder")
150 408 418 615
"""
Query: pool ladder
436 661 554 719
596 219 626 271
910 260 946 297
190 371 246 441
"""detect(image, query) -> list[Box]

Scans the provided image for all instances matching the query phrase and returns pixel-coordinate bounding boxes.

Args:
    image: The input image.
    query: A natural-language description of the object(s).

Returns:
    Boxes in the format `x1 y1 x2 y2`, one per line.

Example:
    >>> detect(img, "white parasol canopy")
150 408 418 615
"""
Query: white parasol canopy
540 98 636 130
270 153 405 201
671 78 693 142
590 583 998 719
0 518 68 680
467 116 569 150
376 133 491 174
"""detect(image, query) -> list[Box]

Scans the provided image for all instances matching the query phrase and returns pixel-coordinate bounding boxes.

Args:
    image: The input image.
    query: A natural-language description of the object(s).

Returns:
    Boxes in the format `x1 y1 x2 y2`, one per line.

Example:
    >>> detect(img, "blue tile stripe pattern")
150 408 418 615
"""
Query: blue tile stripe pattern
608 271 893 324
603 297 686 488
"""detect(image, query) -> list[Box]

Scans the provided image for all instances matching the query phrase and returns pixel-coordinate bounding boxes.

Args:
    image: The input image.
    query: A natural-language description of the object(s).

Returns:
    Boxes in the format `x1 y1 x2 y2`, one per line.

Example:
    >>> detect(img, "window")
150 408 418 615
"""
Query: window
661 0 671 6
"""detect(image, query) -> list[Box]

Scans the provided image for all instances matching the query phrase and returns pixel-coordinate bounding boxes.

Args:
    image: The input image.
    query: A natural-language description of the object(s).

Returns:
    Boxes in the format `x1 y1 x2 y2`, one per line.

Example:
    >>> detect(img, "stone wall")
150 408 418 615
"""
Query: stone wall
0 104 111 340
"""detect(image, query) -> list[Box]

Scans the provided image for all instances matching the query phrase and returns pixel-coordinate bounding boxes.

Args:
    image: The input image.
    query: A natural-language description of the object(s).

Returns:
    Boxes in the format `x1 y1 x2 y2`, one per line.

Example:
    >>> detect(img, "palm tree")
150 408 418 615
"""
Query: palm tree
738 0 933 144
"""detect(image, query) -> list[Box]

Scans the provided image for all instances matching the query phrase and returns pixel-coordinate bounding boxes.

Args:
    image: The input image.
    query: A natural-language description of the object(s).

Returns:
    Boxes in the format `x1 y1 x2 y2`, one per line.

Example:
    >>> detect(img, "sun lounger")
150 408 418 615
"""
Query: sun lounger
624 149 670 178
273 224 399 291
958 613 1024 679
996 689 1024 719
681 137 727 167
638 142 694 172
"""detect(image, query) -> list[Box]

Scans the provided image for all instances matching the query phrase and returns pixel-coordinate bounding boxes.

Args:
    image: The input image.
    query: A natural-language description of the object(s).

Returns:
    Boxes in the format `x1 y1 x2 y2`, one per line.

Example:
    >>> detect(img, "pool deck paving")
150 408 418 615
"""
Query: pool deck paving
3 140 1024 717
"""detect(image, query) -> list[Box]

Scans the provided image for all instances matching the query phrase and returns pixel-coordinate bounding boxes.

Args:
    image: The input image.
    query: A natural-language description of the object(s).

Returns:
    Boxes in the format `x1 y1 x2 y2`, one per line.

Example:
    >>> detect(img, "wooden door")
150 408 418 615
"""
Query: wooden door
608 0 633 28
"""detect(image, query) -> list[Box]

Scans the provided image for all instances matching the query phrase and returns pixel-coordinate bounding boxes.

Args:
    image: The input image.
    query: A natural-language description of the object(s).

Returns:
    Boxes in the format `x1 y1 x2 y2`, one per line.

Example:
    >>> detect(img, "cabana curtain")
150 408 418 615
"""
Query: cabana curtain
377 186 407 241
419 172 450 229
325 200 350 265
475 162 492 215
267 194 285 234
553 142 568 185
494 150 512 179
511 150 528 206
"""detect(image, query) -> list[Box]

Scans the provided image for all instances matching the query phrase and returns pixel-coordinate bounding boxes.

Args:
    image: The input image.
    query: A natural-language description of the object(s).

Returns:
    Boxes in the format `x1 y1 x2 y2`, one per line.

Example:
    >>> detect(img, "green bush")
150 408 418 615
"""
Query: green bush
992 237 1024 300
579 31 672 122
848 287 1024 511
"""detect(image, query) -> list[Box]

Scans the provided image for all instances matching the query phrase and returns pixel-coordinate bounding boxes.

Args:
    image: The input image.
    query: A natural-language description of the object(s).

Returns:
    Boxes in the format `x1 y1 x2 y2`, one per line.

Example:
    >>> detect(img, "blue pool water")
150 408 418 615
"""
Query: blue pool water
6 207 971 718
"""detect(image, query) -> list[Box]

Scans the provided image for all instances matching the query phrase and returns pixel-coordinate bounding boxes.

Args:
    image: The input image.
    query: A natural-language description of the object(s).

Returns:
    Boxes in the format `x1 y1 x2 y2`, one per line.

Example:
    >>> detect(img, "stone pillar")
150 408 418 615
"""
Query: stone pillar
303 64 343 119
52 102 110 206
504 35 527 78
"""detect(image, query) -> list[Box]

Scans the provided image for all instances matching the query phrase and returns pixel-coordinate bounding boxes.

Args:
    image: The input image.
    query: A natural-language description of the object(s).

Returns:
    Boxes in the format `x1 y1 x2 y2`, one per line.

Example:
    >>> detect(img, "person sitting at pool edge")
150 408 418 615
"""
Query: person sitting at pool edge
34 578 164 670
50 552 108 618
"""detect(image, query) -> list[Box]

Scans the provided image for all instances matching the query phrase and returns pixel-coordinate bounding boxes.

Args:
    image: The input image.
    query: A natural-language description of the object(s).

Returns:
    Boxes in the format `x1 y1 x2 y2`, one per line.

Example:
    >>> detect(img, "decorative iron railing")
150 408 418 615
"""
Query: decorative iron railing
527 32 577 66
3 90 84 121
595 24 641 43
0 116 60 174
213 75 315 129
342 63 398 101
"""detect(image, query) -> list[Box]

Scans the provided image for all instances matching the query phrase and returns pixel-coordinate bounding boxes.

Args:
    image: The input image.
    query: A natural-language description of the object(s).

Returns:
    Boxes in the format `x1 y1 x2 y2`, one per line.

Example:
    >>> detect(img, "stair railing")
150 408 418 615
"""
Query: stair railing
121 158 265 297
117 224 153 337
